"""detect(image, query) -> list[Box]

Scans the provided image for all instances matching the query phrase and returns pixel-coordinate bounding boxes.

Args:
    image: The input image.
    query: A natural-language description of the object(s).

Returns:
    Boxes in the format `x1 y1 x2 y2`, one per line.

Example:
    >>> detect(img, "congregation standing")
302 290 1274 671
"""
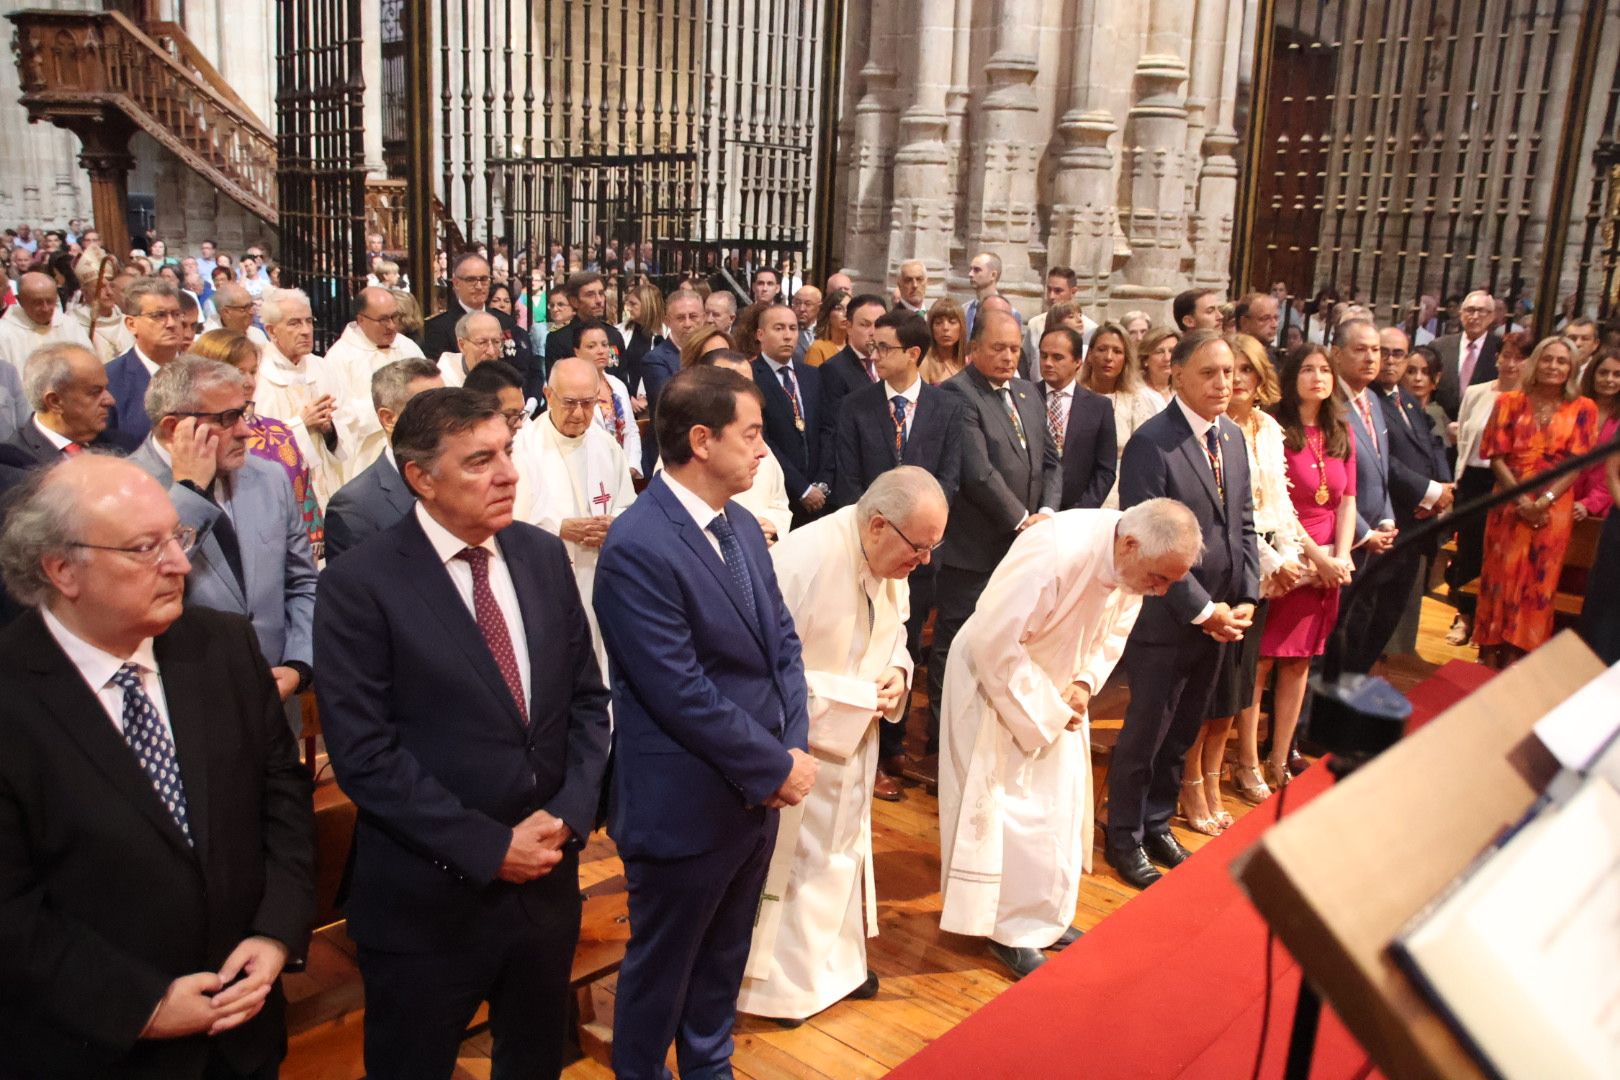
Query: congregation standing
0 218 1617 1080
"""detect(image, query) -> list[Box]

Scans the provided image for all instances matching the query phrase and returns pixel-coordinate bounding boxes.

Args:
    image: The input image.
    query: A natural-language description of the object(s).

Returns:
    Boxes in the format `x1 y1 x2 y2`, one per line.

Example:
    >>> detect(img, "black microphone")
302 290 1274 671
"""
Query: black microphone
1308 429 1620 772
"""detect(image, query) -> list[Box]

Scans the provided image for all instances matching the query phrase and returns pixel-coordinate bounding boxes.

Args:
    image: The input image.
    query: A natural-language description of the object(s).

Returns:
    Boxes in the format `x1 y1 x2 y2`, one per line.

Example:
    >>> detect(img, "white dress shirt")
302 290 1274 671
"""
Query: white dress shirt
414 502 531 706
41 606 174 741
33 414 73 452
883 373 922 439
1173 395 1225 625
660 469 727 559
133 345 160 378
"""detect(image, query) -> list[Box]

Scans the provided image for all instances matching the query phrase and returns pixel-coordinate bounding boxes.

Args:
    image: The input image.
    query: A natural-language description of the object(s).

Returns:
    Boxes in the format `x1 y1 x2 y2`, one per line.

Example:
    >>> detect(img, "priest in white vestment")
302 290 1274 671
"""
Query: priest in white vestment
938 499 1203 978
738 467 948 1022
254 287 350 508
323 285 427 475
0 273 93 376
514 357 636 673
434 310 506 388
67 251 134 363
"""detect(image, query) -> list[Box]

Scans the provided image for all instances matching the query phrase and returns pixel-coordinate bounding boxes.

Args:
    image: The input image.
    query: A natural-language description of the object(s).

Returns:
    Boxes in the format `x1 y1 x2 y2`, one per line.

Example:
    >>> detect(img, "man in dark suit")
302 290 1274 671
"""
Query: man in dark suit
1107 330 1259 889
107 276 186 441
834 309 963 796
323 357 443 559
315 388 610 1079
595 366 816 1079
1034 325 1117 509
8 341 141 461
542 271 627 383
1432 289 1500 419
421 253 535 394
0 454 314 1078
639 288 707 474
814 293 887 493
751 301 828 522
928 310 1063 754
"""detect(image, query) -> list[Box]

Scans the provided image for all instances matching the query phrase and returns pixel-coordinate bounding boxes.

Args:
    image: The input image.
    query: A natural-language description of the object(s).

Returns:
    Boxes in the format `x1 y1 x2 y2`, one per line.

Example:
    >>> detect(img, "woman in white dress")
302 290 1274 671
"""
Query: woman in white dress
1082 321 1166 508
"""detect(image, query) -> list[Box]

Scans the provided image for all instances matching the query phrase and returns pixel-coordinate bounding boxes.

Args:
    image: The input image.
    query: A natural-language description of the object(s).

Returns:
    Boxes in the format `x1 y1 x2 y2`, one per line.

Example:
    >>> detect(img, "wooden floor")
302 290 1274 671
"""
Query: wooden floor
292 593 1479 1080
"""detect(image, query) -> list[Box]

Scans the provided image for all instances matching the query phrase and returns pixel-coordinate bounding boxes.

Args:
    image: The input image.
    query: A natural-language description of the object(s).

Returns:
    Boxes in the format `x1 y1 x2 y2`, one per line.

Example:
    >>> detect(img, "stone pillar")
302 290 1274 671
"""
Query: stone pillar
962 0 1043 312
1115 0 1192 319
886 0 956 295
941 0 976 283
1189 0 1242 292
362 0 387 177
842 0 900 291
1048 0 1122 318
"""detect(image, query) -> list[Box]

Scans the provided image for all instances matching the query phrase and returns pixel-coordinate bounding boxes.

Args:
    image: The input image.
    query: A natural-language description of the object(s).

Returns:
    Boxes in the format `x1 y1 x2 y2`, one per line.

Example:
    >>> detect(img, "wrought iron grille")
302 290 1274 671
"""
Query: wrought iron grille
275 0 368 351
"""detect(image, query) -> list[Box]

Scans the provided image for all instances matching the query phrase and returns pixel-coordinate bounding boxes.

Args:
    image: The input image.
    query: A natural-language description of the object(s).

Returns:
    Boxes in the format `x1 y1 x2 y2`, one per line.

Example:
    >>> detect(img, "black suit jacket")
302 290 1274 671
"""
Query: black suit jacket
7 415 141 463
313 511 611 953
542 317 628 381
0 607 314 1079
1378 385 1450 531
422 297 536 393
936 367 1063 574
832 380 963 508
1119 404 1260 644
815 345 877 489
1433 332 1500 420
322 451 417 561
752 354 824 510
1034 382 1117 510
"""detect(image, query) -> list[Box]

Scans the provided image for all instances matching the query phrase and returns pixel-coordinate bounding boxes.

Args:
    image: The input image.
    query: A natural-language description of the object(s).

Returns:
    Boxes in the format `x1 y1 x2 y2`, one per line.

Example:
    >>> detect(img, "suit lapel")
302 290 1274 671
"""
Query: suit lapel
652 481 768 651
496 528 547 721
970 369 1024 450
1170 406 1223 516
376 456 418 517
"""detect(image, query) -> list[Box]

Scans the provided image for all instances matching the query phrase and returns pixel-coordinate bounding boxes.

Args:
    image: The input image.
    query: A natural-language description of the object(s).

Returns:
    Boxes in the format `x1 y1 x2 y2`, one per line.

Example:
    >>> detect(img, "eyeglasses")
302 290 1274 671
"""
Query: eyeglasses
360 311 402 324
464 336 506 350
552 395 599 412
886 517 944 556
134 310 185 323
870 342 909 356
174 402 256 427
1380 347 1408 358
501 408 528 429
69 524 198 566
455 275 492 286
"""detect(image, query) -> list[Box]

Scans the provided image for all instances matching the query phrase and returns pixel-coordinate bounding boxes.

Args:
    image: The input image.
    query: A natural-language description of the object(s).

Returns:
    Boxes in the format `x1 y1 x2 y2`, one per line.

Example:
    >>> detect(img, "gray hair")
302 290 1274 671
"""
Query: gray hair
259 286 310 327
1332 318 1378 350
121 275 179 315
706 291 737 315
23 341 99 411
144 356 246 421
856 466 947 529
0 461 87 606
455 310 501 341
371 356 441 413
1118 498 1205 564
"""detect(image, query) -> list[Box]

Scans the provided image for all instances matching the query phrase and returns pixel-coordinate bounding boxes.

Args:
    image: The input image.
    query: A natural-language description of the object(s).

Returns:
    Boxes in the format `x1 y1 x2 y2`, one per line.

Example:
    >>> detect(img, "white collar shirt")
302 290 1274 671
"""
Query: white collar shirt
661 470 726 558
41 606 172 741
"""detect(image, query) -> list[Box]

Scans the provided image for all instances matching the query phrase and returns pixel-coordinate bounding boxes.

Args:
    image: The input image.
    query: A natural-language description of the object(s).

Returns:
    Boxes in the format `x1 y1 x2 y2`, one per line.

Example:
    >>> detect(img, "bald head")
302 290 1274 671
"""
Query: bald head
356 285 402 347
545 356 602 437
455 310 504 366
18 272 59 327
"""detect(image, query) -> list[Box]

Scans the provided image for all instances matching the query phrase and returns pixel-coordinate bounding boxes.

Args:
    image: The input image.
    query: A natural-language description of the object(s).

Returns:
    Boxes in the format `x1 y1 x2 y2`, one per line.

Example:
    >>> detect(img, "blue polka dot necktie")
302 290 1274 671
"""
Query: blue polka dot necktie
707 513 759 631
110 663 192 845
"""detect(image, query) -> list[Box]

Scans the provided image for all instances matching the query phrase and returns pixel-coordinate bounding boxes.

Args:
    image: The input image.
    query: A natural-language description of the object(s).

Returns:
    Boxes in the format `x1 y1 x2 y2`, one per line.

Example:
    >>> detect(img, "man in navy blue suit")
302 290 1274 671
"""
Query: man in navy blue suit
750 302 827 523
595 365 817 1079
1107 330 1259 890
315 387 611 1079
106 276 187 442
1034 325 1117 510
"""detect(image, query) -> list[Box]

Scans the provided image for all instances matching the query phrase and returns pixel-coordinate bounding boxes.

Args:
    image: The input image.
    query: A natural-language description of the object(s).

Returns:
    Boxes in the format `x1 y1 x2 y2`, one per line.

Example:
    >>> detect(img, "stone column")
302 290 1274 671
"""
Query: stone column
1189 0 1242 292
361 0 387 177
886 0 956 295
962 0 1043 312
841 0 900 291
1047 0 1123 317
941 0 976 286
1114 0 1192 320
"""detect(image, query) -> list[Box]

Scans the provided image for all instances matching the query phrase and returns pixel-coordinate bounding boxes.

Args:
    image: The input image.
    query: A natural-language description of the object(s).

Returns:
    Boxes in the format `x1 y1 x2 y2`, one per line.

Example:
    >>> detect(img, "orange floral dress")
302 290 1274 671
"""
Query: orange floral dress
1475 391 1599 650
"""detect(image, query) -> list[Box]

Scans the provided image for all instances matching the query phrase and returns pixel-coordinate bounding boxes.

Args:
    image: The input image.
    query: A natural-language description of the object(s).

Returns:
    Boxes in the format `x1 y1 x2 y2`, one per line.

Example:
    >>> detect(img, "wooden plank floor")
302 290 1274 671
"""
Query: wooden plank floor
291 594 1480 1079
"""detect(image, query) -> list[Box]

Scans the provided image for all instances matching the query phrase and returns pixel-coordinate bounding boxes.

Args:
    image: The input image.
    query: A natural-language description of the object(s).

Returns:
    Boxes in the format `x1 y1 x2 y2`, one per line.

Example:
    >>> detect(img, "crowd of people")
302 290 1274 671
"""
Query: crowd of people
1 217 1617 1080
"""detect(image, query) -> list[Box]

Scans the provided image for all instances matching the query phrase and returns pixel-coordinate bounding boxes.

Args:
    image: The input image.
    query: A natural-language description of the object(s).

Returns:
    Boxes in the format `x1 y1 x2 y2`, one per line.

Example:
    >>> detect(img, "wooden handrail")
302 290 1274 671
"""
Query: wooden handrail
145 20 270 136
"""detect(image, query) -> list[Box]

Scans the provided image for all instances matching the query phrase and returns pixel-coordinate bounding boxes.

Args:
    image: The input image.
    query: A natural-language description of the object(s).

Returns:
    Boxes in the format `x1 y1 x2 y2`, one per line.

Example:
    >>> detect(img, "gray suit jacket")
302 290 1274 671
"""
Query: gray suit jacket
323 451 417 561
129 438 318 668
0 360 26 444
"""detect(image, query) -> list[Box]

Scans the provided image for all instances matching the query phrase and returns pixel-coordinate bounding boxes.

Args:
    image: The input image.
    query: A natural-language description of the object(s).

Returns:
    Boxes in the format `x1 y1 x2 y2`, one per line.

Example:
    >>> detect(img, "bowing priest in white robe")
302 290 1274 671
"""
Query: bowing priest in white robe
938 498 1203 978
514 357 636 672
0 272 93 376
738 467 948 1023
323 285 427 476
253 287 351 508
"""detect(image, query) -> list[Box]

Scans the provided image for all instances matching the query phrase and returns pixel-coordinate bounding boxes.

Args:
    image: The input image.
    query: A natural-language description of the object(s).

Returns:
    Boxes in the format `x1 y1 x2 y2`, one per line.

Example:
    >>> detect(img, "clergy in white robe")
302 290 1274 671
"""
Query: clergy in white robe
514 357 637 673
0 273 93 376
323 286 427 476
434 310 507 388
938 499 1203 971
738 467 948 1021
68 252 134 363
254 288 351 508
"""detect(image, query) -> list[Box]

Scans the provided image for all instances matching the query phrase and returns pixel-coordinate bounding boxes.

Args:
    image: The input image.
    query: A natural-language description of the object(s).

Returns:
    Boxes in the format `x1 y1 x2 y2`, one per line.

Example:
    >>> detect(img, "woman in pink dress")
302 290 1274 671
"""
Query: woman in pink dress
1254 345 1357 791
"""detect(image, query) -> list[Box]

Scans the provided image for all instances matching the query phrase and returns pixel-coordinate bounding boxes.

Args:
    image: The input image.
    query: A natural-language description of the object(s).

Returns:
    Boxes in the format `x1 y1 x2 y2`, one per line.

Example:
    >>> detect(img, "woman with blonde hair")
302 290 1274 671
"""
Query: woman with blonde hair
1081 321 1164 507
679 327 734 370
615 279 665 405
1138 327 1179 404
803 289 850 368
389 287 424 341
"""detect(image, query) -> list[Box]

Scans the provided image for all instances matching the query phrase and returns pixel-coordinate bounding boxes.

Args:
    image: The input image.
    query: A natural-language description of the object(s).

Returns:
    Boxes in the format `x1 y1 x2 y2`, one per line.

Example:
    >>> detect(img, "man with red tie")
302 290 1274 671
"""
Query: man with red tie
751 303 828 524
7 342 142 463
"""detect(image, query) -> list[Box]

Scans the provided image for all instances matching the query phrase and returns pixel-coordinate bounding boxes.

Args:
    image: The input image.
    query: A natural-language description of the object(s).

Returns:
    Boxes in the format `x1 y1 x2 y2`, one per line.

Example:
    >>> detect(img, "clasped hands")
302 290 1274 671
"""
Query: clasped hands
559 516 613 548
764 748 819 809
497 808 572 883
141 935 288 1040
1062 681 1092 731
1201 602 1255 643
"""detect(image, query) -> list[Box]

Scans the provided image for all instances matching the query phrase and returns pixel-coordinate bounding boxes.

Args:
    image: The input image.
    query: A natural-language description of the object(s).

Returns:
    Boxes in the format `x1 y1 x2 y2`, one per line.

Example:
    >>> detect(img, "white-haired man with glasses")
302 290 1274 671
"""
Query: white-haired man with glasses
129 356 319 730
0 453 314 1079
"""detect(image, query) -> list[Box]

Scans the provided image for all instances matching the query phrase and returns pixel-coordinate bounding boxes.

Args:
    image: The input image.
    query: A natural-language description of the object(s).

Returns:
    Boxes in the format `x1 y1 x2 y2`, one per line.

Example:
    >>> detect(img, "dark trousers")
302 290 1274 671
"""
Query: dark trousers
357 858 582 1080
880 562 936 762
925 564 992 754
1341 543 1425 674
612 820 776 1080
1107 632 1225 850
1445 465 1495 617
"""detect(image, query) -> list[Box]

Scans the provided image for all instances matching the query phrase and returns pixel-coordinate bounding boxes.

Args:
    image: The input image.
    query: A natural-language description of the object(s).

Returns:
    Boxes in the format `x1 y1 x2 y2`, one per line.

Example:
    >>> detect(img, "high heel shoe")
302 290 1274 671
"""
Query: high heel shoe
1177 776 1221 836
1230 764 1271 805
1204 772 1234 829
1262 759 1291 793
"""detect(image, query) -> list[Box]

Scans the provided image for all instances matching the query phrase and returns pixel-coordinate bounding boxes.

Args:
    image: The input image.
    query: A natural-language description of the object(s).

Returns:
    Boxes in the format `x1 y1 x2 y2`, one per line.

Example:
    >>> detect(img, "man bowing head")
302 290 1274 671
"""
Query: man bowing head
739 466 946 1024
938 499 1202 978
595 365 816 1079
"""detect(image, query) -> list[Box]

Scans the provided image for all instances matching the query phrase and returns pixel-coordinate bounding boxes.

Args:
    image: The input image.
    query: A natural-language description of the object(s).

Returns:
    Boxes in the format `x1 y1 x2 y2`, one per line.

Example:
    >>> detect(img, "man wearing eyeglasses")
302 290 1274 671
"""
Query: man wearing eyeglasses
421 253 533 392
202 281 269 348
1433 289 1501 420
0 271 94 382
326 286 428 480
107 277 188 442
129 357 319 731
434 310 507 388
0 454 315 1078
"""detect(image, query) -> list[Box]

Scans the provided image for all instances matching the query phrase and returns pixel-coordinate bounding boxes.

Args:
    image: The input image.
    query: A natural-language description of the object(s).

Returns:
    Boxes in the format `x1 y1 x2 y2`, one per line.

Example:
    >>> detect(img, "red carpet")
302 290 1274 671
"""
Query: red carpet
887 660 1492 1079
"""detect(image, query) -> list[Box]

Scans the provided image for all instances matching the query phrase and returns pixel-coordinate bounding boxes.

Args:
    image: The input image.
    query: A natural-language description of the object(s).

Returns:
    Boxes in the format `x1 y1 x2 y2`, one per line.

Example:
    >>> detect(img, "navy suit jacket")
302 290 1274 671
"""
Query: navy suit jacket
640 338 681 474
6 414 140 463
1035 381 1117 510
594 476 809 861
1378 385 1449 530
313 511 611 951
832 379 962 508
322 451 417 561
105 348 154 442
1343 387 1397 541
815 345 877 488
752 354 823 508
1120 404 1260 644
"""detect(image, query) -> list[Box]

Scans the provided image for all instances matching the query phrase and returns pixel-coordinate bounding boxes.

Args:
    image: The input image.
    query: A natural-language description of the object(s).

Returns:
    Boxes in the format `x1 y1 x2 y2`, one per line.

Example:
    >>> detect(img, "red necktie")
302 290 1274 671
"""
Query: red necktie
61 442 82 456
456 547 528 724
1356 394 1380 460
